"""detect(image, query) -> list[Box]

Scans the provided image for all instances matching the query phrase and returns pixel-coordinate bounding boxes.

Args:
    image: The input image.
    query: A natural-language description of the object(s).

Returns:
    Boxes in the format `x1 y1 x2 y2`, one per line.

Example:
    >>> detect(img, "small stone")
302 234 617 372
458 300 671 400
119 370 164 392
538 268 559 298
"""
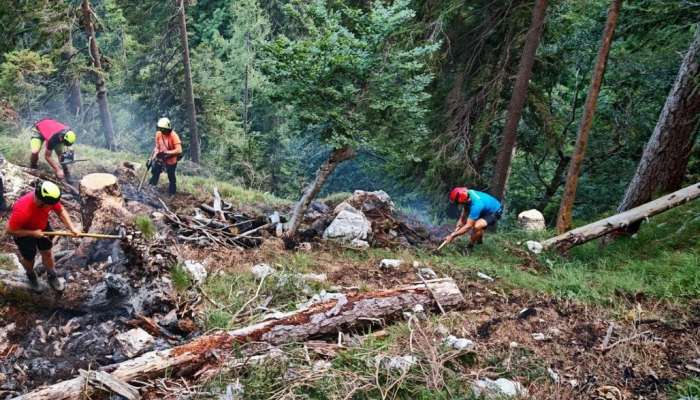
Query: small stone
159 309 178 330
477 272 495 282
412 304 424 314
526 240 543 254
472 378 526 398
379 259 403 269
115 328 154 358
548 327 562 336
547 367 560 383
183 260 208 285
531 332 548 341
297 242 312 252
509 342 519 348
380 355 417 372
444 335 475 351
518 209 546 231
418 268 438 280
350 239 370 249
251 263 275 280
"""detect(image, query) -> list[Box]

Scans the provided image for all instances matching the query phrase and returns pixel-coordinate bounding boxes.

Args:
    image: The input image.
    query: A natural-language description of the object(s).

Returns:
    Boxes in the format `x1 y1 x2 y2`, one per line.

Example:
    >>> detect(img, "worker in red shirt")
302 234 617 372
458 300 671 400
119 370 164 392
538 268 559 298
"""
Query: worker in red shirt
30 118 77 180
5 181 80 291
148 117 182 195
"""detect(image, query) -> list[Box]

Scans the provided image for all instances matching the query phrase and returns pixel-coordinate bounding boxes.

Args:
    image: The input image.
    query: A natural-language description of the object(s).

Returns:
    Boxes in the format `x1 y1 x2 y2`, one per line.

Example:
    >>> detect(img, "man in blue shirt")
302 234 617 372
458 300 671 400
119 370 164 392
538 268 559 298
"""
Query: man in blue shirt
443 187 502 249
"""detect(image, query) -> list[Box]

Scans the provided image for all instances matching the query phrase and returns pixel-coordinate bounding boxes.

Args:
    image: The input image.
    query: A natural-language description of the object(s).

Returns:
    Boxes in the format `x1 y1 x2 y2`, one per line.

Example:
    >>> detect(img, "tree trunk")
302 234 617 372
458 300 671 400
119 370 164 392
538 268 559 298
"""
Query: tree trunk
531 181 700 253
555 0 622 233
489 0 548 200
286 146 356 237
177 0 200 163
81 0 116 151
15 278 465 400
616 27 700 228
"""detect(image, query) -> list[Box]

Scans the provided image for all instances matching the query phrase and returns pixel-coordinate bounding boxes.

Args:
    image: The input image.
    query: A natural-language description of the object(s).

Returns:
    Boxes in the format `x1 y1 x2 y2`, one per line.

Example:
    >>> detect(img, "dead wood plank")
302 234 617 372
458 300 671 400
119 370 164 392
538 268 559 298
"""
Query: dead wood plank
532 182 700 253
212 187 226 221
14 279 464 400
80 370 140 400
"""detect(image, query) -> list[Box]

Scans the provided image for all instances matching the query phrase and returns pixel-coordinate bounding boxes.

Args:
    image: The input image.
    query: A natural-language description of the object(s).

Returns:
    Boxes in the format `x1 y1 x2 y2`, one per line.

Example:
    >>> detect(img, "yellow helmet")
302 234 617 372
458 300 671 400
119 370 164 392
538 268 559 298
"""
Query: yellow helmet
157 117 172 131
35 181 61 204
63 130 76 146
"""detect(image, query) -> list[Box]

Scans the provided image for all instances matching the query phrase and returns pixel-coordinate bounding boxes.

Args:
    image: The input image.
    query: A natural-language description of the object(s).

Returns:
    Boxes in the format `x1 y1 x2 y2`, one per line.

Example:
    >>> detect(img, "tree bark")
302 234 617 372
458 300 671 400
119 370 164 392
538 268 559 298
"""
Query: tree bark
555 0 622 233
616 27 700 228
14 278 465 400
81 0 116 151
489 0 548 200
177 0 200 163
286 146 356 237
532 181 700 253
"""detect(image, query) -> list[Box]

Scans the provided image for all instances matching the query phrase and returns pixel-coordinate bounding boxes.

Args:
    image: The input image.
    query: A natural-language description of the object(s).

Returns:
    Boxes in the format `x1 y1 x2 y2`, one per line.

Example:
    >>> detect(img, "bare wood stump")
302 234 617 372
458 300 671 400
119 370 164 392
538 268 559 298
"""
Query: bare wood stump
15 278 465 400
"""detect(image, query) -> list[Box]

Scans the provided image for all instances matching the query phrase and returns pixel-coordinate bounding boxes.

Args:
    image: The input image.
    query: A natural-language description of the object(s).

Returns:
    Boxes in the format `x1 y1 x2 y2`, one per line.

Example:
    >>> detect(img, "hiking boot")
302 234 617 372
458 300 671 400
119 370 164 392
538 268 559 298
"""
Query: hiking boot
26 270 40 290
47 270 65 292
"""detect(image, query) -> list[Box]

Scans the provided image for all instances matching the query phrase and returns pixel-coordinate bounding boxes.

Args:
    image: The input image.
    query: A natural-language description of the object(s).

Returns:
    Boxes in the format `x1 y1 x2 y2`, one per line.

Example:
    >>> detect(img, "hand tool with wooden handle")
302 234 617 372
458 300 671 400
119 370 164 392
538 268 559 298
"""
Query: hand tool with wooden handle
42 231 124 240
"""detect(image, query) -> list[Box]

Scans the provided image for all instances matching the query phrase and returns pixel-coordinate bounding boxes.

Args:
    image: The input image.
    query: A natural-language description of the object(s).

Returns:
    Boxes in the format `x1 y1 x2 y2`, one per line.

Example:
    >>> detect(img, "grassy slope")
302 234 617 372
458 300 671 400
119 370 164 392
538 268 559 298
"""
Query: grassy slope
4 138 698 398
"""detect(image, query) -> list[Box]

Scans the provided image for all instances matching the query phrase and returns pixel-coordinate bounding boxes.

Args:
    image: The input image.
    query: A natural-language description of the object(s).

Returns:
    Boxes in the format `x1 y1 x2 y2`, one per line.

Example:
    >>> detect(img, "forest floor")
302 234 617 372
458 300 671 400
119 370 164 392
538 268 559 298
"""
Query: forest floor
0 140 698 399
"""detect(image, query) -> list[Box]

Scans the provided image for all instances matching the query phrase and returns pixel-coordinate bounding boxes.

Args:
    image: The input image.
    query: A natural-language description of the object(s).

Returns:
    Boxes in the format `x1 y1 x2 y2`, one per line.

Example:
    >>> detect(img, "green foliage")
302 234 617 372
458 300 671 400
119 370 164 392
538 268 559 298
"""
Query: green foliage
262 0 437 151
170 264 192 292
0 50 55 113
133 215 156 240
669 378 700 399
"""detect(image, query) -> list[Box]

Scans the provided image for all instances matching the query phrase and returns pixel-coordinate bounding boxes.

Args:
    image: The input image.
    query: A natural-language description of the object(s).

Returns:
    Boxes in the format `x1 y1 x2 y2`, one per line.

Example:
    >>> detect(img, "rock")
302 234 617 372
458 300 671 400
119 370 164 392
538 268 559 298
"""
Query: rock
379 355 417 372
313 360 332 372
115 328 155 358
346 190 395 213
412 304 424 314
159 309 178 331
526 240 543 254
333 201 357 215
518 209 546 231
379 259 403 269
223 380 245 400
105 273 131 298
444 335 475 351
323 208 372 243
251 263 275 280
472 378 526 398
297 242 313 252
305 201 330 220
301 273 327 283
477 272 495 282
547 367 560 383
418 268 438 280
350 239 370 249
531 332 549 341
183 260 208 285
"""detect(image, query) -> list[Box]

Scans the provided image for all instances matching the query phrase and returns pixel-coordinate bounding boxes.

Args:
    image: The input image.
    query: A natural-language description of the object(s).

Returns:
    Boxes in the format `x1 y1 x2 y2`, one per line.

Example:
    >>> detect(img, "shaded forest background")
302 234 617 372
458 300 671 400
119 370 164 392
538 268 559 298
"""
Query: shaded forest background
0 0 698 224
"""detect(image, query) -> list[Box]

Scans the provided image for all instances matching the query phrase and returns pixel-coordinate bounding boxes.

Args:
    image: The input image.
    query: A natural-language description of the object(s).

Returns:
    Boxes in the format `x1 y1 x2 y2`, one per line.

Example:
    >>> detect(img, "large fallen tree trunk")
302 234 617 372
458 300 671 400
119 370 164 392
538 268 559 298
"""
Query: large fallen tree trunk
0 268 62 308
14 278 464 400
530 182 700 253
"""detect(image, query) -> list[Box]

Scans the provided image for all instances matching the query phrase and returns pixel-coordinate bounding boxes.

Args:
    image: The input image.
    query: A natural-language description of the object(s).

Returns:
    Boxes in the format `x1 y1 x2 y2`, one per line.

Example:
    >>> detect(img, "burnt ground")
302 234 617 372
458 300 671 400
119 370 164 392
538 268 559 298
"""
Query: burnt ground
0 168 697 399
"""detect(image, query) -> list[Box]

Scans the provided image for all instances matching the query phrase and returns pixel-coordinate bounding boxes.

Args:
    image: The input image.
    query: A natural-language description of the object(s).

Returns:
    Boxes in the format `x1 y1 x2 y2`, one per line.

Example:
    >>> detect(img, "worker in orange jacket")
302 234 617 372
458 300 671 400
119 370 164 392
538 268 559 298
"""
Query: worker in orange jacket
148 118 182 195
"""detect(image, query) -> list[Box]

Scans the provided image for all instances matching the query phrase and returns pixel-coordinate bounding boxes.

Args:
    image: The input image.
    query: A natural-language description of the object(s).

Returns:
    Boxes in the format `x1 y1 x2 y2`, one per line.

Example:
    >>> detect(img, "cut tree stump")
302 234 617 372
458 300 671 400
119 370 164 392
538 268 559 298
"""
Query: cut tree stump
14 278 465 400
530 182 700 253
77 173 132 257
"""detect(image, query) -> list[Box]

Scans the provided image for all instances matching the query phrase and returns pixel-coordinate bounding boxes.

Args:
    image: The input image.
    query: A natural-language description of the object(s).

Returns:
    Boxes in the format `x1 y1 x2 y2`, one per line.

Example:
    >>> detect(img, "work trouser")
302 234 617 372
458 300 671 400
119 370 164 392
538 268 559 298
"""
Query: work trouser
149 161 177 195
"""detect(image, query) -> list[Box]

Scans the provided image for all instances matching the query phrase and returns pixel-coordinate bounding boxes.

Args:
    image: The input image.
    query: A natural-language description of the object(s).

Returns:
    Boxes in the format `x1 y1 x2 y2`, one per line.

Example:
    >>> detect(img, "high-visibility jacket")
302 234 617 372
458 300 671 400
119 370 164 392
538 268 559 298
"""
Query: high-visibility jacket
35 119 69 141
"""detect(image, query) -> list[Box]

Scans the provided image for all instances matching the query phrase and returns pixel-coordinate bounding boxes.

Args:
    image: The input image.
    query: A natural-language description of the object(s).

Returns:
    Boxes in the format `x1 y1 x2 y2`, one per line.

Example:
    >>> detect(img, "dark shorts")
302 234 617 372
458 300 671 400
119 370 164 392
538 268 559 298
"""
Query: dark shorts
13 225 53 261
480 210 502 226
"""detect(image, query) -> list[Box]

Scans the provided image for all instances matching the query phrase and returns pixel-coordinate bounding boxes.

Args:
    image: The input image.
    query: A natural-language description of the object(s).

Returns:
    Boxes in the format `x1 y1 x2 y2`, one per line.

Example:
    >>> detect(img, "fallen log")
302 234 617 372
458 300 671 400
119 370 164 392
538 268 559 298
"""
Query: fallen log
529 182 700 253
14 278 464 400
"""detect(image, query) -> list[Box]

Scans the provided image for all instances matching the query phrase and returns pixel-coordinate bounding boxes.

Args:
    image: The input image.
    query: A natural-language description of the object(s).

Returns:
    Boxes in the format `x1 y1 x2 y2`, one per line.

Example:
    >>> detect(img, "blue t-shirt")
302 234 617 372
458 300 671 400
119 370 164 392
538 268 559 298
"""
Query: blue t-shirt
466 190 502 220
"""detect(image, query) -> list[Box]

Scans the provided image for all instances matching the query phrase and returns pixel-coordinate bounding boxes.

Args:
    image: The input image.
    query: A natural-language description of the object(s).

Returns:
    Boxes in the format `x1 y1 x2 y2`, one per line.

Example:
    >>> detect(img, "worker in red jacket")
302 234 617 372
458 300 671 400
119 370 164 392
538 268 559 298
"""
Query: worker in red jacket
30 118 77 180
5 181 80 291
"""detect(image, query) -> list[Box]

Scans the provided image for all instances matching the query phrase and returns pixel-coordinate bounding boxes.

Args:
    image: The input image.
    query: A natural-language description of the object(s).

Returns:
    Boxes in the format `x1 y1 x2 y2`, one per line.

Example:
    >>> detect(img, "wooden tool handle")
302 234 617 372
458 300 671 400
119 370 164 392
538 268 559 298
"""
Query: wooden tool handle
43 231 123 239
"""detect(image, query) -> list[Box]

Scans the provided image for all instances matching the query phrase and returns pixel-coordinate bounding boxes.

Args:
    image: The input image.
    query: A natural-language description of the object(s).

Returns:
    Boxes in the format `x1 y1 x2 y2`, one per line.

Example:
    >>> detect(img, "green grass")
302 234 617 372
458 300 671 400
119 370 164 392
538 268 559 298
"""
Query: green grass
178 175 291 208
420 200 700 306
133 215 156 239
0 253 17 271
669 378 700 399
170 264 192 292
